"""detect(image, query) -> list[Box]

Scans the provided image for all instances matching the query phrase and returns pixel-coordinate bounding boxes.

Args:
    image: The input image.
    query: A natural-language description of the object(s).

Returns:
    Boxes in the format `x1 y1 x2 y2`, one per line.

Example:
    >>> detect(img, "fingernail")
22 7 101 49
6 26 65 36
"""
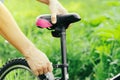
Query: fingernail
52 20 56 24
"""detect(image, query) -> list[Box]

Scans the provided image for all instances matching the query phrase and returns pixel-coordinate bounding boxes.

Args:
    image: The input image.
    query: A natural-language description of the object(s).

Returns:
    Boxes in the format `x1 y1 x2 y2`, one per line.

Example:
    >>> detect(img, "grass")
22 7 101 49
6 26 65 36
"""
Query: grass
0 0 120 80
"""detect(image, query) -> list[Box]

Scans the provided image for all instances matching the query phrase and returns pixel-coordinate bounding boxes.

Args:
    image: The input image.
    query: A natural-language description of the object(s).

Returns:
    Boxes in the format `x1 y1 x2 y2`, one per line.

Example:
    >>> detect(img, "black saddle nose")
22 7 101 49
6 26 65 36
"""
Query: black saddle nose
56 13 81 25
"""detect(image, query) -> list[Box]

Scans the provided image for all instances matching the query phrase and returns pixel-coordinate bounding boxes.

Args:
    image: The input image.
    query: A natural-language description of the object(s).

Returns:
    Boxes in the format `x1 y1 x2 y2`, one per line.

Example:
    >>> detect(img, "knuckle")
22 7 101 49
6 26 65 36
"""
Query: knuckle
48 65 53 72
47 62 52 66
52 16 56 21
33 69 39 76
43 68 48 74
38 67 44 75
51 14 56 19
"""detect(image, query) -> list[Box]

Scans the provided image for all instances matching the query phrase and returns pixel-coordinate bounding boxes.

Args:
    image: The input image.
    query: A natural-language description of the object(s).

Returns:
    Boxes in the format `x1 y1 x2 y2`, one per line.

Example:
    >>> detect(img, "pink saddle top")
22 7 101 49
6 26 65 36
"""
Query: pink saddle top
36 18 52 28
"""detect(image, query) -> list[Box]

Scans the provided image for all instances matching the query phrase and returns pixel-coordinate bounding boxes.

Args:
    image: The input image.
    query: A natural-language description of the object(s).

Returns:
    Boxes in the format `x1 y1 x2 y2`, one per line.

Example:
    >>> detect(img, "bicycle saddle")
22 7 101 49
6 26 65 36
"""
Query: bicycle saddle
36 13 81 29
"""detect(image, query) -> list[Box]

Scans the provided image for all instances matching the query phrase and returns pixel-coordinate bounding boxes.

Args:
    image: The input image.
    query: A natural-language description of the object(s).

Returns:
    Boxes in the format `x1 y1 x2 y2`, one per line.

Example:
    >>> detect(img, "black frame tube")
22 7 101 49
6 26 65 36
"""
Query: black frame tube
60 26 68 80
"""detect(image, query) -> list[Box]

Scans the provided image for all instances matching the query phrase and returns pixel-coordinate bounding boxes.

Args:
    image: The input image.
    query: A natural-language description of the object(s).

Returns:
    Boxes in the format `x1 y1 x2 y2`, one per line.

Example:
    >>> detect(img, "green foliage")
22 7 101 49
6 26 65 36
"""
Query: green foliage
0 0 120 80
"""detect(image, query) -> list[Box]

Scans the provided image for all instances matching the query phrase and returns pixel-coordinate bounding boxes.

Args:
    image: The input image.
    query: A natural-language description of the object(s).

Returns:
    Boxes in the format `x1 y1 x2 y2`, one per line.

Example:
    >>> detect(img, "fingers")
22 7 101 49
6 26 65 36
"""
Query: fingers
25 49 53 76
58 2 68 14
60 7 68 14
47 62 53 72
31 62 53 76
49 0 68 24
49 0 57 24
43 65 48 74
51 13 57 24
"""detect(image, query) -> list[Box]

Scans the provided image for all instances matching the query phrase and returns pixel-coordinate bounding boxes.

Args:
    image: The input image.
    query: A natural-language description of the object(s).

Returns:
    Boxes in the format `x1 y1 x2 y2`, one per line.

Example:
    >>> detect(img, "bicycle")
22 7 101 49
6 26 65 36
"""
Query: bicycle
0 13 81 80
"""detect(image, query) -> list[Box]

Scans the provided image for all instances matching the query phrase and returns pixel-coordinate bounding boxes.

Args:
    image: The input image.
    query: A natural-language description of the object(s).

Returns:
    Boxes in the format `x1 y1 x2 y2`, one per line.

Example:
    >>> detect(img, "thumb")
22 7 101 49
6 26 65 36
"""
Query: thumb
51 13 57 24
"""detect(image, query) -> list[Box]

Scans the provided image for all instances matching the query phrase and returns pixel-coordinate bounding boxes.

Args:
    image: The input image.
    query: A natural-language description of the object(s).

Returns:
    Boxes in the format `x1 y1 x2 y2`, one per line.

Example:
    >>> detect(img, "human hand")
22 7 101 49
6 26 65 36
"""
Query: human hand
48 0 68 24
37 0 67 24
24 49 53 76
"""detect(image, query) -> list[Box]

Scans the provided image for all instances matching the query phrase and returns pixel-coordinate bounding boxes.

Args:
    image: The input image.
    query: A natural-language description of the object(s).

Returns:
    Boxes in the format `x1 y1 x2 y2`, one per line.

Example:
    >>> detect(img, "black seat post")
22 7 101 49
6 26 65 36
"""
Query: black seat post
60 26 69 80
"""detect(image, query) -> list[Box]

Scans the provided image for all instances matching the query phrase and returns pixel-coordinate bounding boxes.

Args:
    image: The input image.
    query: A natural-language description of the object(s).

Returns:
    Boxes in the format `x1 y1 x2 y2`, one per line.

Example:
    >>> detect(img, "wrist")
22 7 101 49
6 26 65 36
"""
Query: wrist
22 46 37 58
49 0 58 4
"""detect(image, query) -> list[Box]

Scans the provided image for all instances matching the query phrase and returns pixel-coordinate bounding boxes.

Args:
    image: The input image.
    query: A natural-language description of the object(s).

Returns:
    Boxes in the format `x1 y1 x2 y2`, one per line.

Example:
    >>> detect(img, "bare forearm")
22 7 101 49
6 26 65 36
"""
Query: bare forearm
0 3 36 57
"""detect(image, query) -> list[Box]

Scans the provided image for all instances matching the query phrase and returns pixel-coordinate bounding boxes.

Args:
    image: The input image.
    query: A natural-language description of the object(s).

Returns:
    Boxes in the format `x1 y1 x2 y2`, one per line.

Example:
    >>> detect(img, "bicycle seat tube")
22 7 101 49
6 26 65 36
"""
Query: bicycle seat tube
60 26 68 80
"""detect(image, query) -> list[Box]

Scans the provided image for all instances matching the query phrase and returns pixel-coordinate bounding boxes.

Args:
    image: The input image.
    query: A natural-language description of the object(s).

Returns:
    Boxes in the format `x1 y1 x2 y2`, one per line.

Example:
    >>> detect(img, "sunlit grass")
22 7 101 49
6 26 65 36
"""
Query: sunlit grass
0 0 120 80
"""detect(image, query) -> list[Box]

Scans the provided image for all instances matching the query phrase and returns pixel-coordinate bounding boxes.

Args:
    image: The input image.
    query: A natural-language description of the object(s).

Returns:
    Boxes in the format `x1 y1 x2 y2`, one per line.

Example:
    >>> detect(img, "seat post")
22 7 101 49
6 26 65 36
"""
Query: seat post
60 26 69 80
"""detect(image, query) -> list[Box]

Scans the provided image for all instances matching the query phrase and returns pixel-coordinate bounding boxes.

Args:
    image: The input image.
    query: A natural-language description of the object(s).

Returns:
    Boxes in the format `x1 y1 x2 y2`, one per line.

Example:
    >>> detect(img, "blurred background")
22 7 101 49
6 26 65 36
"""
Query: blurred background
0 0 120 80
